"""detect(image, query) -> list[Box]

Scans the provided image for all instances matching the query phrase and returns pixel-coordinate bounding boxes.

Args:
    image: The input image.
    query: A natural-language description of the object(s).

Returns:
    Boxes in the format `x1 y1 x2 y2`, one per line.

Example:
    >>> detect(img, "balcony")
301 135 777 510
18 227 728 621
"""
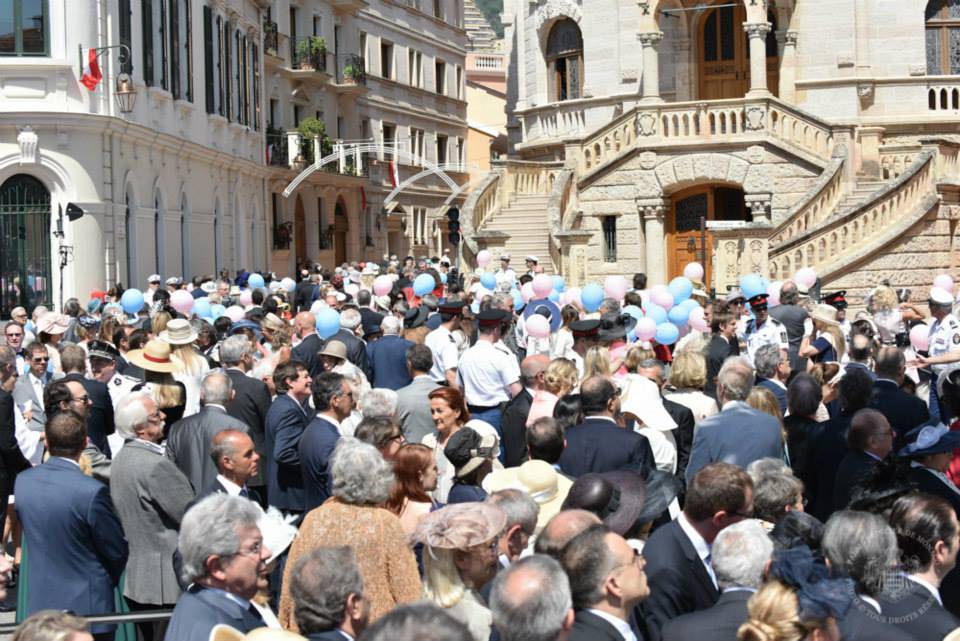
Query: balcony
263 20 278 56
265 130 289 167
267 130 370 180
332 54 368 96
282 37 332 85
332 0 369 14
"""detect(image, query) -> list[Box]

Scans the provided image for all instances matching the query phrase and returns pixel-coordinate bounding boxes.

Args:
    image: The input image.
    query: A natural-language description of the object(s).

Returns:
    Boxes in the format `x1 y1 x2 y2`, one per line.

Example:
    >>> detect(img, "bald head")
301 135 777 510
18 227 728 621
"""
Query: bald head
295 312 316 336
520 354 550 390
489 555 573 641
534 509 603 558
875 346 906 382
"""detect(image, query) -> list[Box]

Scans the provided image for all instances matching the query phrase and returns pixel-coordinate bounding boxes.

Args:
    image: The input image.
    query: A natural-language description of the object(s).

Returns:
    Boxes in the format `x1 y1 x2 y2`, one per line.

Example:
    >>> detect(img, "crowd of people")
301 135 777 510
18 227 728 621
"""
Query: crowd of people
4 253 960 641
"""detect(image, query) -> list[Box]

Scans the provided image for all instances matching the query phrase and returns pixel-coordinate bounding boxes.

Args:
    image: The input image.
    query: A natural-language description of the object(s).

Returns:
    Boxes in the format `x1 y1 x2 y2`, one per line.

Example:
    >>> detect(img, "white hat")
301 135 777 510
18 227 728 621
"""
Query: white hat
500 253 511 261
810 303 840 327
930 286 953 307
200 281 217 294
165 276 181 286
525 255 539 263
148 274 161 284
619 376 677 431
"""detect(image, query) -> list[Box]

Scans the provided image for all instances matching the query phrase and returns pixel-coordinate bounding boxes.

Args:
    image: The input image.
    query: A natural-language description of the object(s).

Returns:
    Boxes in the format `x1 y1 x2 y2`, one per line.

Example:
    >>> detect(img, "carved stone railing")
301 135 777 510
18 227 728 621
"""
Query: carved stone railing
768 157 845 246
880 145 919 180
545 169 575 274
928 82 960 112
500 160 564 201
462 169 502 255
577 108 638 175
516 94 638 151
769 151 937 280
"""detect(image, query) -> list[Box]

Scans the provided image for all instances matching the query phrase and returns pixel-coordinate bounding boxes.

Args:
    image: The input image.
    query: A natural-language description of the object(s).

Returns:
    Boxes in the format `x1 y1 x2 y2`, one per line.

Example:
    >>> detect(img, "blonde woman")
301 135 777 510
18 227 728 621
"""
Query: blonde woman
665 350 719 426
799 305 846 368
151 310 172 337
871 285 922 346
159 319 209 416
413 503 507 641
583 346 611 380
260 313 293 369
126 339 187 434
526 358 578 426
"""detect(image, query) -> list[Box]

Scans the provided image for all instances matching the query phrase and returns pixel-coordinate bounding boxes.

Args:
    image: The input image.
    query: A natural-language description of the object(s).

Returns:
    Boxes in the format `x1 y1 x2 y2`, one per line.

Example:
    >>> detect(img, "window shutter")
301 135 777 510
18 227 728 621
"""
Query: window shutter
184 0 193 102
203 6 214 113
142 0 154 85
252 42 260 130
169 0 180 98
224 20 232 121
119 0 133 74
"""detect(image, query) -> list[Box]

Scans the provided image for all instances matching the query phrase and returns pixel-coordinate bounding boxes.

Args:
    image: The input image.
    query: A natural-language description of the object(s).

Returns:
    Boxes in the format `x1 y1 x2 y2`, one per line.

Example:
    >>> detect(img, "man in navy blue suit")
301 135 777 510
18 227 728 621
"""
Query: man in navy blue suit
265 360 313 516
558 376 655 479
288 547 371 640
365 316 414 390
165 494 270 640
15 411 128 641
300 372 355 512
754 344 790 415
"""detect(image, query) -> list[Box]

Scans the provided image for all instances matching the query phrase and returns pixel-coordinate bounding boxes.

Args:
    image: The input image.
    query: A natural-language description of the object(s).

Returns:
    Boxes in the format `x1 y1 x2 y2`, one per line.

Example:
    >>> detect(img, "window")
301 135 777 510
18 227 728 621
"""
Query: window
293 104 301 126
380 39 394 79
433 0 442 20
456 137 464 166
318 199 329 249
413 207 428 245
926 0 960 75
223 20 232 120
203 6 215 112
546 19 583 101
289 7 297 62
409 49 422 87
360 32 368 70
436 133 448 165
0 0 49 56
119 0 133 72
410 128 426 165
269 99 277 128
169 0 192 100
313 15 321 37
252 42 260 130
455 65 462 98
180 195 190 277
337 116 343 139
154 192 165 274
435 59 446 94
382 123 397 160
602 216 617 262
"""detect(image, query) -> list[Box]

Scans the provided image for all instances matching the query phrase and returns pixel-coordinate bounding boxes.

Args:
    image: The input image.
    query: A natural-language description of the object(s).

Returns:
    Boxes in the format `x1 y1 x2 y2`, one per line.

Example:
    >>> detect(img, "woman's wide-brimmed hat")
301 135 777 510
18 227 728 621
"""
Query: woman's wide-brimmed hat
36 313 70 335
411 502 507 550
810 304 840 327
158 318 198 345
598 312 638 343
319 340 348 361
483 459 572 530
126 339 178 373
898 423 960 458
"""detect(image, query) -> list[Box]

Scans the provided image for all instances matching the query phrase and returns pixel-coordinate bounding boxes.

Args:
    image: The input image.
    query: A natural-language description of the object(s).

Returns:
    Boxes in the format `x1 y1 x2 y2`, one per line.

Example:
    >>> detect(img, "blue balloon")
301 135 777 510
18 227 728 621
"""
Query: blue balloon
655 322 680 345
623 305 644 321
211 304 227 319
511 289 524 311
581 283 604 313
120 288 145 315
679 298 700 312
627 329 637 343
201 316 215 326
741 274 766 300
193 298 212 318
551 275 566 293
413 273 435 297
548 290 561 302
316 308 341 339
440 273 448 284
248 273 265 289
668 277 694 302
668 305 690 326
645 303 667 324
480 272 496 290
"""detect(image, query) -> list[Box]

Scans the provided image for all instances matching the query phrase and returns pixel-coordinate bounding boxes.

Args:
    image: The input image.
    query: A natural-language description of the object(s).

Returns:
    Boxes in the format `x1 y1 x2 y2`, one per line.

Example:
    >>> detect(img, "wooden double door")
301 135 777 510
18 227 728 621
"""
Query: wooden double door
667 185 748 286
699 3 780 100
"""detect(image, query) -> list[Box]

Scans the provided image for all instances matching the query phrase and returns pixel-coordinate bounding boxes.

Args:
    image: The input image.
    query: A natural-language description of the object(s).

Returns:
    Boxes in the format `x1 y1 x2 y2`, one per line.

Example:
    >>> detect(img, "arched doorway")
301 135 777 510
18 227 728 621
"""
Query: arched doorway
545 19 584 102
698 4 779 100
334 198 348 266
294 195 306 267
667 184 750 285
0 175 52 316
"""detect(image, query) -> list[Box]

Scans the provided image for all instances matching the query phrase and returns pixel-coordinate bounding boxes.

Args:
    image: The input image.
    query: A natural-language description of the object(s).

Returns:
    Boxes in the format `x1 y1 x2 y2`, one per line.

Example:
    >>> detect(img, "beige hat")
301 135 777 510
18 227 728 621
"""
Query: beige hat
484 459 572 530
36 313 70 335
412 503 507 550
158 318 198 345
319 340 348 361
810 303 840 327
262 313 287 333
126 339 178 373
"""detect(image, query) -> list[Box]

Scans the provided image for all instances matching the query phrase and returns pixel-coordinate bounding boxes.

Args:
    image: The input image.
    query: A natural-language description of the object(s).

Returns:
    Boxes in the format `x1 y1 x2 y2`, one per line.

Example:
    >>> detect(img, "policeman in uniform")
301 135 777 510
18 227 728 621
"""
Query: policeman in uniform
744 293 788 367
92 340 144 408
424 301 465 388
725 288 747 356
457 309 522 439
823 291 851 337
495 254 516 289
568 318 601 380
915 287 960 422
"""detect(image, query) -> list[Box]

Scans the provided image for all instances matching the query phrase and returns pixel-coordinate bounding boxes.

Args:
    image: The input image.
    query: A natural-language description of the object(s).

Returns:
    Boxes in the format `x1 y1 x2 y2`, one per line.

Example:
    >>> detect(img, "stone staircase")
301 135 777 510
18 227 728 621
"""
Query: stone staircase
827 180 886 222
483 194 554 271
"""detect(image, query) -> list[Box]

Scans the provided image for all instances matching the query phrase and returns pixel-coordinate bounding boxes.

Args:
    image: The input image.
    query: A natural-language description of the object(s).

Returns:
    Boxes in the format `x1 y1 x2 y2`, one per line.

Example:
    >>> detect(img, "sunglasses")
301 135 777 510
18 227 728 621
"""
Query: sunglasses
32 357 49 363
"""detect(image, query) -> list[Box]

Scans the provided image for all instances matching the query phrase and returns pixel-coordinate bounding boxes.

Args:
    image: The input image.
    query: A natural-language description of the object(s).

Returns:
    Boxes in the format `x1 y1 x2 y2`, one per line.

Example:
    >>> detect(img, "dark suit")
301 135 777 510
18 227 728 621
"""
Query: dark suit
870 379 929 452
805 411 854 521
225 368 271 490
164 585 265 641
663 397 695 485
292 333 324 378
500 388 533 467
365 334 414 390
878 578 959 641
756 378 788 416
569 609 631 641
839 596 917 641
305 630 352 641
705 335 735 399
294 280 317 313
834 449 882 513
660 589 751 641
639 519 719 641
63 372 114 457
326 329 371 380
783 414 820 484
769 303 808 373
165 405 250 492
685 403 783 484
265 393 311 512
15 457 128 635
0 388 31 533
299 415 341 512
558 417 655 479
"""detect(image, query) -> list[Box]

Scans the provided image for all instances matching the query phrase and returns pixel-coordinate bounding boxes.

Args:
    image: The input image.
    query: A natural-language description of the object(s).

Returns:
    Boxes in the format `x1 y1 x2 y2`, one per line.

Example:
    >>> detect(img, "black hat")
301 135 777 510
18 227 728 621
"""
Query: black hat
561 470 681 535
598 313 637 343
404 306 429 329
362 312 385 338
438 300 466 315
444 428 497 477
87 340 120 361
822 291 848 310
477 308 509 327
748 293 769 309
570 319 601 339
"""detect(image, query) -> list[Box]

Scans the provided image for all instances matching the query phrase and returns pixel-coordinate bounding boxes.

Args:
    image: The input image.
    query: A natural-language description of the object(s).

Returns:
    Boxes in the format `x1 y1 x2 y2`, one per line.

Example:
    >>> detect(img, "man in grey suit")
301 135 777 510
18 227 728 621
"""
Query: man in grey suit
13 341 54 433
396 344 440 443
686 356 783 483
166 371 249 491
112 391 195 641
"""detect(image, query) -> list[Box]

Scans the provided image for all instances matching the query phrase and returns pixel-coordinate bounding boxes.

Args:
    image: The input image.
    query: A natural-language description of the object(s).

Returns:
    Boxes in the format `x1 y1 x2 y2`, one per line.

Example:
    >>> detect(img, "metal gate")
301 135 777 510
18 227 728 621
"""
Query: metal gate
0 175 52 318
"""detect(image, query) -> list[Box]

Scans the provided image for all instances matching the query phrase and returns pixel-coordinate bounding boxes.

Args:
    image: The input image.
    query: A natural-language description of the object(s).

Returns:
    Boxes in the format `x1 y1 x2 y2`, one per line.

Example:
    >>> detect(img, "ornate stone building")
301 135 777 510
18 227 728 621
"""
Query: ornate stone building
463 0 960 306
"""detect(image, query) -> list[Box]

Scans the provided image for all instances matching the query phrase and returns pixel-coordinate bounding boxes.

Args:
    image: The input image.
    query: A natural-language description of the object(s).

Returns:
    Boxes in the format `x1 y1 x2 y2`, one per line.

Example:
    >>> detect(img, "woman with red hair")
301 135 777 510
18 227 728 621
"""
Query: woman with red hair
386 444 439 536
422 387 471 503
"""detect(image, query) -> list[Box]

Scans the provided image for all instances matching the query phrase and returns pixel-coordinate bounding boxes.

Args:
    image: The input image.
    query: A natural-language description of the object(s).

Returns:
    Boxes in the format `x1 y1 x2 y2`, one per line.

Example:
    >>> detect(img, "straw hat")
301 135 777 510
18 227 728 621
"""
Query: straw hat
262 313 287 333
483 459 572 530
126 339 178 373
810 303 840 327
319 340 348 361
158 319 198 345
36 313 70 335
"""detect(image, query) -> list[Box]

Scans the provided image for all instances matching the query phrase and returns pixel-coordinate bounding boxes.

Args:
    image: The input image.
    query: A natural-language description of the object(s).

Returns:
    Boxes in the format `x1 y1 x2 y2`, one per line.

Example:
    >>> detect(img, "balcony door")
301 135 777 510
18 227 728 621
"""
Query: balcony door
667 184 748 287
698 4 779 100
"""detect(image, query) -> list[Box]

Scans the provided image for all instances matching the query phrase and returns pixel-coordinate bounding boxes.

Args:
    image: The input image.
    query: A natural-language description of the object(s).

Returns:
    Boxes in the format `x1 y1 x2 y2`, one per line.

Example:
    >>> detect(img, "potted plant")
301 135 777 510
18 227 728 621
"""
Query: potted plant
295 36 326 70
297 117 332 164
343 62 362 84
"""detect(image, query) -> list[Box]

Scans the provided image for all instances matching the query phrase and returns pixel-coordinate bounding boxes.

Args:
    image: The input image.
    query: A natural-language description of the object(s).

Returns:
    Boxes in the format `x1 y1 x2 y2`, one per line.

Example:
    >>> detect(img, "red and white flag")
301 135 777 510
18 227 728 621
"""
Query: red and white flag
80 48 102 91
387 160 399 188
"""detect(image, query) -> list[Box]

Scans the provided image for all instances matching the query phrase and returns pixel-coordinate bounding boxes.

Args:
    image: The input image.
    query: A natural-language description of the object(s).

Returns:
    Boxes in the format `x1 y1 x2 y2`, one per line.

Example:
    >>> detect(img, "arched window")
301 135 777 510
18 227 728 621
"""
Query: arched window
926 0 960 75
546 19 583 101
0 175 52 316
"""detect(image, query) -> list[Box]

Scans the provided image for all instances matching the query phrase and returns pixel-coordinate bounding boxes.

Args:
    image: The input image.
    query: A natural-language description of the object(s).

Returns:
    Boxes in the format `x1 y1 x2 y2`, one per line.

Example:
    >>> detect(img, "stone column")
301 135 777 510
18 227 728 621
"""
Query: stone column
778 31 798 102
673 37 692 101
744 21 772 97
745 194 772 226
641 201 667 284
858 126 885 179
638 31 664 104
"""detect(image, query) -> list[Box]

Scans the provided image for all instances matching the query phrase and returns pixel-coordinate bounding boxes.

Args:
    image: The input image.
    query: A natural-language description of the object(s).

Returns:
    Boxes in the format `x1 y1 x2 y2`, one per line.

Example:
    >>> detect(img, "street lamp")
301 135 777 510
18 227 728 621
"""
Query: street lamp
114 73 137 113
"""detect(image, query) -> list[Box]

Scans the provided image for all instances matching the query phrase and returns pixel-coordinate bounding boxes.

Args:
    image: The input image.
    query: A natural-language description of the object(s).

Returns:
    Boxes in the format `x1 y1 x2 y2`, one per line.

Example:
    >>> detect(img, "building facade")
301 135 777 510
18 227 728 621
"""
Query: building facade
463 0 960 306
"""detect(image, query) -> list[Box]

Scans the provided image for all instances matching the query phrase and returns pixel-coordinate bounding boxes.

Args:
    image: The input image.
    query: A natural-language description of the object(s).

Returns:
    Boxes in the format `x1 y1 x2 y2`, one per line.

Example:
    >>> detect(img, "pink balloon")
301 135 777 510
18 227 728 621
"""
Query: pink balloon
910 323 930 352
564 287 582 308
239 290 254 307
683 263 704 281
689 307 709 332
526 315 551 339
170 290 195 315
532 274 553 299
767 281 783 307
650 286 674 310
795 267 817 289
477 250 492 268
521 282 535 303
345 283 360 297
373 275 393 296
934 274 955 294
635 317 657 341
225 305 245 322
604 275 628 301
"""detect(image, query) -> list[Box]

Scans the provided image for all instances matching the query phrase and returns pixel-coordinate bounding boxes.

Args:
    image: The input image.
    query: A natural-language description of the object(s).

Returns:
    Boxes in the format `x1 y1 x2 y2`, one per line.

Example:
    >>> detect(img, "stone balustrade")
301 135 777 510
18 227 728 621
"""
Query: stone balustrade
880 146 918 180
462 170 502 255
928 82 960 112
769 158 845 246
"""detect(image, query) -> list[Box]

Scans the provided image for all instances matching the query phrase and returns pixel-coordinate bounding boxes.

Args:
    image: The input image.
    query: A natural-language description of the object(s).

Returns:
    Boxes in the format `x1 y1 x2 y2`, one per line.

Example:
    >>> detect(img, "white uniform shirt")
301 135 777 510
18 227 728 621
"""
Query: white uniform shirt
745 316 789 366
929 314 960 373
458 340 520 406
495 267 517 288
425 325 460 383
108 372 142 408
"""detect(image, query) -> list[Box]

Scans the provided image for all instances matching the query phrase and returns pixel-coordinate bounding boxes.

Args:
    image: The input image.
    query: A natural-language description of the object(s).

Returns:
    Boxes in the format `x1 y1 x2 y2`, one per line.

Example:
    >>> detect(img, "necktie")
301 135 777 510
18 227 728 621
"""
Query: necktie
247 603 265 623
239 487 249 499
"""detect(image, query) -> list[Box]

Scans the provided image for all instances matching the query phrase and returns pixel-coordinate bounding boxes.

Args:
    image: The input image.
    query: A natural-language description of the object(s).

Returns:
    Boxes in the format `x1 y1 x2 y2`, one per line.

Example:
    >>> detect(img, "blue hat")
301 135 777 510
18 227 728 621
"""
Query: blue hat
898 423 960 458
522 298 561 332
87 298 103 314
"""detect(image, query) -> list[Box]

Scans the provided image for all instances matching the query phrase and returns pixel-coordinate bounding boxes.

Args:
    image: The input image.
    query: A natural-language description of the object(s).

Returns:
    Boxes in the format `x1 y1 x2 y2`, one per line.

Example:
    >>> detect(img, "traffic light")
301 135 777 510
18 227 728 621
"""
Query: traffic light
447 206 460 245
